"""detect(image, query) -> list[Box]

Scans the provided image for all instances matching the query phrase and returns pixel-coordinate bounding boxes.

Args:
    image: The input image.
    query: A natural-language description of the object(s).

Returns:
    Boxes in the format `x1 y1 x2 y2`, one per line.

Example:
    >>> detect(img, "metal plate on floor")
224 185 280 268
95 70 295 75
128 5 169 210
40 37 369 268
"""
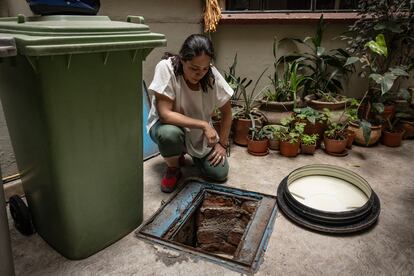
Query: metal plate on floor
135 179 278 273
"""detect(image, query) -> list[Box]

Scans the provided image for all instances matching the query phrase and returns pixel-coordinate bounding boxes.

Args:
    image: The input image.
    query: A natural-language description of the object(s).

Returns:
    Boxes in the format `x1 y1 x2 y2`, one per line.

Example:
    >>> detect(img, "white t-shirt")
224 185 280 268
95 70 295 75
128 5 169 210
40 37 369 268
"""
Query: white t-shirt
147 58 234 158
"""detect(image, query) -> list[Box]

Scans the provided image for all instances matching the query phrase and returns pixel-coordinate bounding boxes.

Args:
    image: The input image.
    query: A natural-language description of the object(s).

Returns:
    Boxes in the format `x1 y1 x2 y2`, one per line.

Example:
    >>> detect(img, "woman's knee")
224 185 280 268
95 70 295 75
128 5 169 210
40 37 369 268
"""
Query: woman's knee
203 162 229 182
156 124 184 146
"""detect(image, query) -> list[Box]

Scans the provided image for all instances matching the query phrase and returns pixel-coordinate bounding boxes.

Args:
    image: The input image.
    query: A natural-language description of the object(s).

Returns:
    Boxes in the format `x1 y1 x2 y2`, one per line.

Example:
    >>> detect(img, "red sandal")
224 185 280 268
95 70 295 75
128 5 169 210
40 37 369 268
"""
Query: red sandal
161 167 182 193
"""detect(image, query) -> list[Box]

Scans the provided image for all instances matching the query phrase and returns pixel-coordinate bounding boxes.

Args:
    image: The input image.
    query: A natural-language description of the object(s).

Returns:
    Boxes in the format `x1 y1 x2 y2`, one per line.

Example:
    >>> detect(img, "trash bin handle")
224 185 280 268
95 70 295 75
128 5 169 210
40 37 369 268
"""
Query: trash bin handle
126 16 145 24
0 37 17 58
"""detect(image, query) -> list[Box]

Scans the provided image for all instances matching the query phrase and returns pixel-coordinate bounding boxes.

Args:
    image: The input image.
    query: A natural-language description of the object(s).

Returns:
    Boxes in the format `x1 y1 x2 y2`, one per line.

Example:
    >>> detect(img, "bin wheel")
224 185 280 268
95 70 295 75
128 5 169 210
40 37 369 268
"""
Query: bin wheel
9 195 35 236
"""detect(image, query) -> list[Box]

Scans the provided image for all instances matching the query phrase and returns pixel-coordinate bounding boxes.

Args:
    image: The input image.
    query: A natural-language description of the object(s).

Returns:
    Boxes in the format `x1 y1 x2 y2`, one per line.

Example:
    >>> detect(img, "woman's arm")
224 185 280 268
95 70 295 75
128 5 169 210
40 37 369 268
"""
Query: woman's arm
208 100 232 166
155 93 218 146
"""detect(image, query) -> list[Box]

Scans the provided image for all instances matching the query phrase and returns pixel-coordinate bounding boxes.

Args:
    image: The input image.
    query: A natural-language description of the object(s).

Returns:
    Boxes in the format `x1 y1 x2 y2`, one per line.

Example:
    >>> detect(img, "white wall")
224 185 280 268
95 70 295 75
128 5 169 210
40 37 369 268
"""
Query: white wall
2 0 33 16
99 0 202 84
211 22 368 99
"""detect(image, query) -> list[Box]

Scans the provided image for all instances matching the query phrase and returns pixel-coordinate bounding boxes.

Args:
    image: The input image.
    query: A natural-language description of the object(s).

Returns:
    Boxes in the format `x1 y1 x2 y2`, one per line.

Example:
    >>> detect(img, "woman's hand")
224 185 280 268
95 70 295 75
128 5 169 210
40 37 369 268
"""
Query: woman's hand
156 94 219 147
203 123 219 147
208 143 226 167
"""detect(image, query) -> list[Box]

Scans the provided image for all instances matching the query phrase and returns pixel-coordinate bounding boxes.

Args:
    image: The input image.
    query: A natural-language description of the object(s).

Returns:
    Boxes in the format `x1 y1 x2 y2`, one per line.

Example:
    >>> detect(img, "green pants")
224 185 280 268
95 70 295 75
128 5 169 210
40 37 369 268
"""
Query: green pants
149 121 229 182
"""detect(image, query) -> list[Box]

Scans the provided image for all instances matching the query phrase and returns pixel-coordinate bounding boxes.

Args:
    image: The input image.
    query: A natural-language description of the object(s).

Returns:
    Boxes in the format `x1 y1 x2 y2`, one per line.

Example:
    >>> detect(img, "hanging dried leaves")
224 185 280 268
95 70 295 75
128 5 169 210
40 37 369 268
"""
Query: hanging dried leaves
203 0 222 33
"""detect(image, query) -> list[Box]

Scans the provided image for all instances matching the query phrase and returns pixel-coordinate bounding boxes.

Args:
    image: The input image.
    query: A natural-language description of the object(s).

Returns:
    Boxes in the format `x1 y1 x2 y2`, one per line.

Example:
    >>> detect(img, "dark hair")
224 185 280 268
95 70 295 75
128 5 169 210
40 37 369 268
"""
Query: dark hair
162 34 215 93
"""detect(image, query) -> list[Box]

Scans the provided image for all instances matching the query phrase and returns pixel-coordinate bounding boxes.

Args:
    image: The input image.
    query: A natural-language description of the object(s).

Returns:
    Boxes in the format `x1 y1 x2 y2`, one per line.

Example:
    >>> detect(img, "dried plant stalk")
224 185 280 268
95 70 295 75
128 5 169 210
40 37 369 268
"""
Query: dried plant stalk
203 0 222 33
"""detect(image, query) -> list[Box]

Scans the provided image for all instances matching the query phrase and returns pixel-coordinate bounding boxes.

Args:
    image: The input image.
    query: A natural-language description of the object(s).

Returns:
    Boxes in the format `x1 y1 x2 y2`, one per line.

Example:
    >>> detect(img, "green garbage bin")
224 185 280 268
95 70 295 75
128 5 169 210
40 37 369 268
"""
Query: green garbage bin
0 15 166 259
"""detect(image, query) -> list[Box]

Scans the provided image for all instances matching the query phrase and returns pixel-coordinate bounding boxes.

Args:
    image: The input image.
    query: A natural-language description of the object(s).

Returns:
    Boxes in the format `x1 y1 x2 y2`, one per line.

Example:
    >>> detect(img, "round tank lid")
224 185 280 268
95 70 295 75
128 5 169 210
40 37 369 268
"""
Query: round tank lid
277 164 380 234
288 175 369 212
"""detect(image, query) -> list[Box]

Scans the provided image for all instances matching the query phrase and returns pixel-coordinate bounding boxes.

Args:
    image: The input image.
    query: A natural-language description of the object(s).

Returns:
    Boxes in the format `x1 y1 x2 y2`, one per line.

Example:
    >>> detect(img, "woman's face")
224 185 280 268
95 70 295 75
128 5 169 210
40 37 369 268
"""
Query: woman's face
182 53 211 85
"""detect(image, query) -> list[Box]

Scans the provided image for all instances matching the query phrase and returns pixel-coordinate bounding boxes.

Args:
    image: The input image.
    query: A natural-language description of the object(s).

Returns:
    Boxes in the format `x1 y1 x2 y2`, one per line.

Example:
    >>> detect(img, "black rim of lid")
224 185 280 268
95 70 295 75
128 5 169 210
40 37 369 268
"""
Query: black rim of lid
277 166 381 234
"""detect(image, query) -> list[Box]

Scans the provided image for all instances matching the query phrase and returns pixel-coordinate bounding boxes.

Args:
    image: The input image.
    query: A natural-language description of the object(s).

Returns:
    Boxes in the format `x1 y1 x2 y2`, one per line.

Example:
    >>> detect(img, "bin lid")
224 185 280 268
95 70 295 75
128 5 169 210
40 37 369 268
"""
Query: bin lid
0 15 166 56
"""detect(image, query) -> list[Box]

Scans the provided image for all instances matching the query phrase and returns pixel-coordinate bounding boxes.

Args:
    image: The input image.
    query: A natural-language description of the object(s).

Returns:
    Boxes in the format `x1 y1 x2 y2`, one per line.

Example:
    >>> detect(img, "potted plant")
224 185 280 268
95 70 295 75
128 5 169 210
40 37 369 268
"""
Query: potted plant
382 117 405 147
344 1 414 145
247 124 271 156
324 123 348 154
294 107 330 147
279 118 305 157
262 124 288 151
301 134 319 155
231 69 267 146
258 38 309 123
346 34 410 146
281 15 354 110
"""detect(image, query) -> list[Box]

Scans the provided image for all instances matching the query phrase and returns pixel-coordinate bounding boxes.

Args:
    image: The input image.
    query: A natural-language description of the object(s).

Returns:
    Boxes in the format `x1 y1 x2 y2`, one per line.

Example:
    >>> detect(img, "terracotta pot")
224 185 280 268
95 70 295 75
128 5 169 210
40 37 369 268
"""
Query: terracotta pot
381 130 404 147
258 99 300 112
301 144 316 155
233 115 262 146
280 140 300 157
396 120 414 139
247 138 269 156
304 94 347 111
346 129 356 149
258 110 294 125
348 121 382 146
258 100 300 124
324 136 347 153
269 138 280 151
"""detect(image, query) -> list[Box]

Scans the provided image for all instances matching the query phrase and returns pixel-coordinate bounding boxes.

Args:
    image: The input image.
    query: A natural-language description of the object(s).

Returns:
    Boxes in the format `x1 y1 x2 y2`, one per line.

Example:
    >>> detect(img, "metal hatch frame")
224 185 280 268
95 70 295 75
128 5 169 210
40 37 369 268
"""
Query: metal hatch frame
135 178 278 273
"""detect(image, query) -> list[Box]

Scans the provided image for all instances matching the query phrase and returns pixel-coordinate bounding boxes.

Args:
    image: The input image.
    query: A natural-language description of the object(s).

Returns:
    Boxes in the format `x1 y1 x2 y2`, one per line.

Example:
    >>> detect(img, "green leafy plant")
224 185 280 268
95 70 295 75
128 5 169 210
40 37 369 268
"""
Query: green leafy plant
262 38 309 106
355 34 409 98
344 98 360 123
385 117 402 132
345 0 414 76
294 106 330 125
280 119 305 144
385 109 414 132
343 1 414 144
301 134 319 146
324 123 348 140
345 34 410 144
231 68 268 119
224 53 252 104
248 126 272 141
262 124 289 140
281 15 355 101
248 115 273 141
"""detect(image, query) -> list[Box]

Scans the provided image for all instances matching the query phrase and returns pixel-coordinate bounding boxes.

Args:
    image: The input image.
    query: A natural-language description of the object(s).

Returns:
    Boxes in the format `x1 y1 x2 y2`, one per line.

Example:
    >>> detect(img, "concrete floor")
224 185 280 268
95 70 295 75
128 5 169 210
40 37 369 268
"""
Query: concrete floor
6 141 414 275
